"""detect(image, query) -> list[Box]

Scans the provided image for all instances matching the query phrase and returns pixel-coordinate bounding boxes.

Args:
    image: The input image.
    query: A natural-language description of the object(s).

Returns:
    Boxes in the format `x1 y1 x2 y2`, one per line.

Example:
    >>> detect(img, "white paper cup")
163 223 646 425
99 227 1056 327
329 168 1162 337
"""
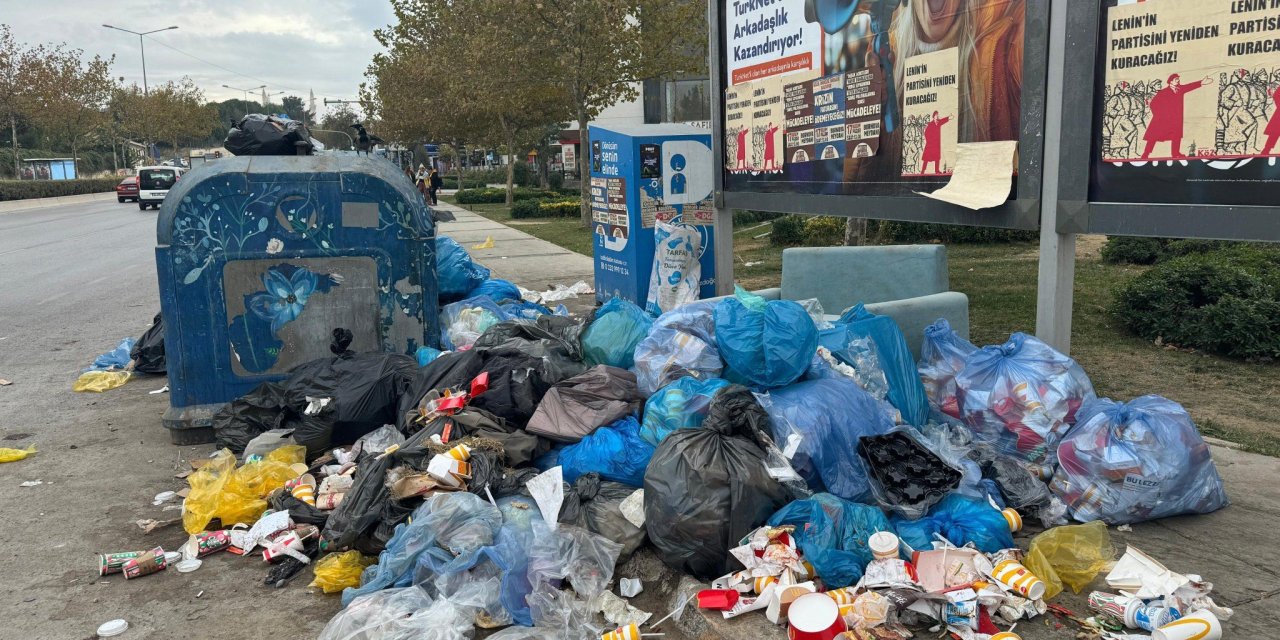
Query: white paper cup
1152 610 1222 640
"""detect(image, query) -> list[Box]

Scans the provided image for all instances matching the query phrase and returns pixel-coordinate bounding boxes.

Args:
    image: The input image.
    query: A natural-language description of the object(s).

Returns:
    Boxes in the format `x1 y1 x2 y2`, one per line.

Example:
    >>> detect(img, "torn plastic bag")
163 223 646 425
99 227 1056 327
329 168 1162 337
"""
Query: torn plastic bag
526 365 644 443
1024 521 1114 597
499 298 558 321
439 295 508 350
224 114 314 156
644 386 790 580
468 278 521 303
183 446 304 534
918 318 977 420
555 416 653 487
632 300 723 396
891 492 1014 554
767 493 893 588
582 297 653 369
72 370 132 392
527 521 622 601
269 491 329 528
1050 395 1228 525
645 220 702 315
322 585 476 640
639 376 730 446
715 297 817 389
311 551 375 594
322 427 437 553
243 428 297 460
563 474 646 559
955 333 1095 467
90 337 135 371
356 425 405 457
397 350 486 432
858 428 966 519
829 336 892 403
757 377 894 503
130 312 166 374
437 236 491 303
835 304 930 427
276 350 417 457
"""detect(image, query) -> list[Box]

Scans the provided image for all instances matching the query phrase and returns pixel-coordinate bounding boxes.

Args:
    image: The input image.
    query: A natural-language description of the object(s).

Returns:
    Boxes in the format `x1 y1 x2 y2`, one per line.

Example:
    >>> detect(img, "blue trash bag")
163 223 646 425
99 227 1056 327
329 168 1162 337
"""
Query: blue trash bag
632 300 723 395
437 236 492 303
91 337 136 371
415 346 443 367
340 494 451 606
714 297 817 389
639 376 731 446
756 378 894 503
767 493 893 589
468 278 521 303
555 416 654 487
918 318 978 421
954 332 1095 467
1050 395 1229 525
500 299 560 322
582 297 654 370
835 304 930 427
891 492 1015 554
439 295 510 350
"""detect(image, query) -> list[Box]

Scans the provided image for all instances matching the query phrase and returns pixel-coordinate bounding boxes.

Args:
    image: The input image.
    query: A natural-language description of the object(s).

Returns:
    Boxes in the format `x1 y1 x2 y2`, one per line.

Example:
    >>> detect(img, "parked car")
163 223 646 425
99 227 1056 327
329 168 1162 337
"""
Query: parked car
115 176 139 203
136 166 185 210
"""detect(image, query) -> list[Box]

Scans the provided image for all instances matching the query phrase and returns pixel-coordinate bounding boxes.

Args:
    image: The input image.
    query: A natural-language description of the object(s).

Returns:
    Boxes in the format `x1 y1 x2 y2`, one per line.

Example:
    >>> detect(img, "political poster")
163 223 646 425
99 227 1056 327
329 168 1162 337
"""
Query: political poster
750 77 787 171
901 48 960 176
725 83 754 171
845 65 885 158
784 79 816 163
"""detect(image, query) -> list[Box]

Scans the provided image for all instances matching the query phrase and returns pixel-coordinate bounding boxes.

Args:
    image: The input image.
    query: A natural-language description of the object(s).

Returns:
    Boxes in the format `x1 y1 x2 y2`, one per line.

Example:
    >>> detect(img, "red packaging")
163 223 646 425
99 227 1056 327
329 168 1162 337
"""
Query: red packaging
697 589 740 610
195 530 231 557
122 546 167 579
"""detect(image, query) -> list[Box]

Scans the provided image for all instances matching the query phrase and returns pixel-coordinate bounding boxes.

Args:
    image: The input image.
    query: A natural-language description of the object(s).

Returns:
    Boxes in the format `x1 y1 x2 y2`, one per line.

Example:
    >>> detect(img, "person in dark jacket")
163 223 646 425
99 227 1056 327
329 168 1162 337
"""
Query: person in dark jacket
428 169 443 205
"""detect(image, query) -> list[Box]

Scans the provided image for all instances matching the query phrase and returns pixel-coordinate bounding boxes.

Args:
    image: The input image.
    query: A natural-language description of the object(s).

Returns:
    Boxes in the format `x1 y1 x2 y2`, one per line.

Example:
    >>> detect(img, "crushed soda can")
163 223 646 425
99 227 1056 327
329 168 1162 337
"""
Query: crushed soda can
122 547 167 579
99 550 147 576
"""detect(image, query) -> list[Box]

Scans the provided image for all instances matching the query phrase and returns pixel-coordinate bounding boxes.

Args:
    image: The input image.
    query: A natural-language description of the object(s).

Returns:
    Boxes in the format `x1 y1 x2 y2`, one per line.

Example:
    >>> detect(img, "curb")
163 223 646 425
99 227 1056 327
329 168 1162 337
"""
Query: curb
1204 436 1246 451
0 191 117 214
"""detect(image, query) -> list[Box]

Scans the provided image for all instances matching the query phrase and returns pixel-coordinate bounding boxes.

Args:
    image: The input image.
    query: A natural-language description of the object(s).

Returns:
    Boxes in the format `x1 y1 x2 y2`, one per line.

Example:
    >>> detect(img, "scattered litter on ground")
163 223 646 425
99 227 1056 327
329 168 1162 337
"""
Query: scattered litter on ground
0 379 12 386
472 236 496 249
149 385 169 394
0 445 36 463
19 479 42 487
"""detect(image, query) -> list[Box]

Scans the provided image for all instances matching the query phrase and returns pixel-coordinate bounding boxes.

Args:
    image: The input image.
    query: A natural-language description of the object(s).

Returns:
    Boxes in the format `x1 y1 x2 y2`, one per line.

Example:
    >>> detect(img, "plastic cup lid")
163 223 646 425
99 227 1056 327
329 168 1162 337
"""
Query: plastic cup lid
163 551 182 565
97 619 129 637
175 558 202 573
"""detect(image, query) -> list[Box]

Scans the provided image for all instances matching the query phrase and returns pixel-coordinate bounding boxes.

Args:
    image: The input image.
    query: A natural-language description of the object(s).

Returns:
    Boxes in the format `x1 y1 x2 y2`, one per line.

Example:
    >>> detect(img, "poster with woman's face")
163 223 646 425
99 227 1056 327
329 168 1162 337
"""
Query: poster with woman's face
722 0 1025 197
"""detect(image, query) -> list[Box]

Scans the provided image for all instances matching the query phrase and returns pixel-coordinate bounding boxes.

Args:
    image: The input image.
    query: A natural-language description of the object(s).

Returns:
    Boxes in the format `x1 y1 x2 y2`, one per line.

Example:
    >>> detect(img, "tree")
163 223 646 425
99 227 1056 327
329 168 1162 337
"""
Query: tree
27 46 114 170
0 25 57 177
145 77 218 157
281 95 305 121
317 103 359 148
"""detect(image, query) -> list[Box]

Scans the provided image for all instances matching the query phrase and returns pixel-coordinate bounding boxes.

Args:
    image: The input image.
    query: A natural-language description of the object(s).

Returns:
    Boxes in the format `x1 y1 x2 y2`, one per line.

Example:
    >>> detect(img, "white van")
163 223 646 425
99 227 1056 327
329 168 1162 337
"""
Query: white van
136 165 186 210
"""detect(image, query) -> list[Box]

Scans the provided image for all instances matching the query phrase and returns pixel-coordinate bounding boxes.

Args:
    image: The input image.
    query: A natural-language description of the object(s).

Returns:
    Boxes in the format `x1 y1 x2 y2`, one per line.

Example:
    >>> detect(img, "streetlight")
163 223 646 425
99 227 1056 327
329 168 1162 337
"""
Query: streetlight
103 24 178 162
223 84 266 117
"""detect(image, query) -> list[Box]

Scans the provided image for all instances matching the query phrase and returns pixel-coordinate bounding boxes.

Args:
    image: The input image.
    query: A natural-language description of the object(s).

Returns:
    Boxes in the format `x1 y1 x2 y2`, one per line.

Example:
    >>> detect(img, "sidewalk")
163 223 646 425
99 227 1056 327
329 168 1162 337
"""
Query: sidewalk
433 200 597 304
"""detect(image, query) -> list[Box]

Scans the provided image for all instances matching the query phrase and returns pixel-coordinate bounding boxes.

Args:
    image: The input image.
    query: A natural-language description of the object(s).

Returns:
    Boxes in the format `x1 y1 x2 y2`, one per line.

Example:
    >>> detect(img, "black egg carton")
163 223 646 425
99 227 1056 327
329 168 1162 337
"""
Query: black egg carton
858 431 962 511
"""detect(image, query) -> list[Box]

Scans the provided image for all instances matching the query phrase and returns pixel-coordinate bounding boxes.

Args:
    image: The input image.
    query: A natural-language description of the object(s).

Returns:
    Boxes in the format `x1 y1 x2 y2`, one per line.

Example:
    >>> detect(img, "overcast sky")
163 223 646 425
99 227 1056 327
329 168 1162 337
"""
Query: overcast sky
0 0 395 116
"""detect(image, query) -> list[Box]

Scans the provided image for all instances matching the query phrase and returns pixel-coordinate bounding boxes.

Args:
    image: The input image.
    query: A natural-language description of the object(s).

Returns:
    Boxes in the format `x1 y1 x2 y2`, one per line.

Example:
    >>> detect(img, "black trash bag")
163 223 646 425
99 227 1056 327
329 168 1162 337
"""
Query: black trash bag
644 385 789 580
397 350 486 432
412 408 545 467
264 538 319 588
130 312 166 374
213 382 287 453
268 491 329 528
973 448 1053 513
224 113 314 156
321 426 437 553
525 365 645 444
470 320 590 427
473 315 587 362
563 473 646 559
491 467 541 498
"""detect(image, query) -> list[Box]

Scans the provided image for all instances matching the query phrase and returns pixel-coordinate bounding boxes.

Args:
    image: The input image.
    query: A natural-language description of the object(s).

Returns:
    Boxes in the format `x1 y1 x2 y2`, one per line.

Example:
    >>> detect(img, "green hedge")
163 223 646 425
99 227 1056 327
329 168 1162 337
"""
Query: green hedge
1101 236 1268 265
511 198 582 219
1112 247 1280 360
440 176 486 190
804 216 845 246
0 178 120 202
871 221 1038 244
454 187 557 204
734 209 786 225
770 214 806 246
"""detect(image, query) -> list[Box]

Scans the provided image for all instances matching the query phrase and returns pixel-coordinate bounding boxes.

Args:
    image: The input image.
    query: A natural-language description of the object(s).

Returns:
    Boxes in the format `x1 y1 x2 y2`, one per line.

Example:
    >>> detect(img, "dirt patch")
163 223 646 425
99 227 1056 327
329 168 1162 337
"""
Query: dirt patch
1076 234 1108 260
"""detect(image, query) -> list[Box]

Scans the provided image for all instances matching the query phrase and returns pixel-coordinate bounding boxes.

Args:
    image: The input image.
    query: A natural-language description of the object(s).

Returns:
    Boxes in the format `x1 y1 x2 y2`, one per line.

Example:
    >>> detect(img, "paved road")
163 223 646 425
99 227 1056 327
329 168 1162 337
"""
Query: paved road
0 199 340 639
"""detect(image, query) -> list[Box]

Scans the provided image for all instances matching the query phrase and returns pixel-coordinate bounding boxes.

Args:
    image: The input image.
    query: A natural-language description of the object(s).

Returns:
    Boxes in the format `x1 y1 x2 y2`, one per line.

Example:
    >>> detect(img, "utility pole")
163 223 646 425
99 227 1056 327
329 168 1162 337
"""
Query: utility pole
223 84 266 117
102 24 179 163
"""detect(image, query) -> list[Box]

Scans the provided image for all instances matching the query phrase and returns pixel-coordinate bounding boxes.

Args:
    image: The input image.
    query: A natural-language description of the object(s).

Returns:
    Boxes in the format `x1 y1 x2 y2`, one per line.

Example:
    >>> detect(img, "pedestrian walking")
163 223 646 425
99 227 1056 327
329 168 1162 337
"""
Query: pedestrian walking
428 169 442 206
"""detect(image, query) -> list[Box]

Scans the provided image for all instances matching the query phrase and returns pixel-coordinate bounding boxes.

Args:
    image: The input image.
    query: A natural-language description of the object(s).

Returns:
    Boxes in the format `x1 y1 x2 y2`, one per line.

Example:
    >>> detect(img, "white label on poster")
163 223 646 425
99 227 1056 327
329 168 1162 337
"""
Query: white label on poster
725 0 823 86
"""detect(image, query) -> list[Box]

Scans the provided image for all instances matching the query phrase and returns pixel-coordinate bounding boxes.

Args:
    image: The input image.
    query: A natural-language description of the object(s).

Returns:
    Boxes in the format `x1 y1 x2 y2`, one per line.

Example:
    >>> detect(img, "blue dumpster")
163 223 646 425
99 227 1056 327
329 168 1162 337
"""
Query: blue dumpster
155 155 438 443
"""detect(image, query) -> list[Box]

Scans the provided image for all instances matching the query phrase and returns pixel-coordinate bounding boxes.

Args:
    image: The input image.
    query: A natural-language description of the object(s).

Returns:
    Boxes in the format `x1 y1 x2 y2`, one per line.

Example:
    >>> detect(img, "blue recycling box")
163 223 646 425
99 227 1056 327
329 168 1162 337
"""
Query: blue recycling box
589 124 717 307
155 155 438 443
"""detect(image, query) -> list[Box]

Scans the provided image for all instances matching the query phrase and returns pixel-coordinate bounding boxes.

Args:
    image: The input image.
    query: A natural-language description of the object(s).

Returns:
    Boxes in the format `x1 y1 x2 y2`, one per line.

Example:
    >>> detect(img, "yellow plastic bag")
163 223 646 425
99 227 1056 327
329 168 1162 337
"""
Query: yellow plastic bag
1025 520 1115 599
72 370 132 392
0 445 36 463
182 446 306 534
309 551 374 594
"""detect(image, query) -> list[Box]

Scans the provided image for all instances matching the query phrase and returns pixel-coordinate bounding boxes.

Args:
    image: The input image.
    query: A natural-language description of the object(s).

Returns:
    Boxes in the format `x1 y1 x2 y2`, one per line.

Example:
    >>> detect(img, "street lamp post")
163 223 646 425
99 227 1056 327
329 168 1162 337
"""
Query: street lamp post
102 24 178 163
223 84 266 117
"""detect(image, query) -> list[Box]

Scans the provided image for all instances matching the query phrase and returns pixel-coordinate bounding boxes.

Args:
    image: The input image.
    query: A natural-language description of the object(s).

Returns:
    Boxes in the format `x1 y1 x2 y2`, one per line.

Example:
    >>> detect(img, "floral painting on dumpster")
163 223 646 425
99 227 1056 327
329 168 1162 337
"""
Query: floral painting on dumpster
228 264 341 373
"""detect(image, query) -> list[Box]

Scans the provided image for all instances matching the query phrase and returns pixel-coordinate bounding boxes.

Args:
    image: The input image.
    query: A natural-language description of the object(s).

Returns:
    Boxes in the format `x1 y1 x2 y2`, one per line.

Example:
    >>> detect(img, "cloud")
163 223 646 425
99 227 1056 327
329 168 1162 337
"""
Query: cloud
1 0 395 110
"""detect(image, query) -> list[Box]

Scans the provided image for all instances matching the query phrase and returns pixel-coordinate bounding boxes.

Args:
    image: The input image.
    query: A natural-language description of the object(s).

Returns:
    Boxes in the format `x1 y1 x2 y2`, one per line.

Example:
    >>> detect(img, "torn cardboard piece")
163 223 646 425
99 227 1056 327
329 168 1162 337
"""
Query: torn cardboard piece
917 141 1018 210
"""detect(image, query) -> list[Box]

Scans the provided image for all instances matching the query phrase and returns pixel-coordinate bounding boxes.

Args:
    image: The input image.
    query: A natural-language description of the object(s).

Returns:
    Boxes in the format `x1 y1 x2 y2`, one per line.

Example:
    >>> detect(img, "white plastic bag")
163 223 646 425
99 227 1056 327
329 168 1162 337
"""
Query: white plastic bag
645 220 701 315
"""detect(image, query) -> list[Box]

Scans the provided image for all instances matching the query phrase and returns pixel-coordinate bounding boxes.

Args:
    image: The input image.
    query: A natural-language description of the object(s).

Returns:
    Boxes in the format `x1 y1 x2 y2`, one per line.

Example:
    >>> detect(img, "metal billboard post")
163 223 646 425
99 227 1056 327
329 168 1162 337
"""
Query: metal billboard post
708 0 735 296
1034 0 1074 353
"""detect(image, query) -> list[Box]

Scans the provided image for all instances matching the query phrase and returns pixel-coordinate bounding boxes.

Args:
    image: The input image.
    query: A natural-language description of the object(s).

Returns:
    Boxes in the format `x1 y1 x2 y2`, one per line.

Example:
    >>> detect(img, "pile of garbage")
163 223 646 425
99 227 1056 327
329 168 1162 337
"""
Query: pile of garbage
121 238 1233 639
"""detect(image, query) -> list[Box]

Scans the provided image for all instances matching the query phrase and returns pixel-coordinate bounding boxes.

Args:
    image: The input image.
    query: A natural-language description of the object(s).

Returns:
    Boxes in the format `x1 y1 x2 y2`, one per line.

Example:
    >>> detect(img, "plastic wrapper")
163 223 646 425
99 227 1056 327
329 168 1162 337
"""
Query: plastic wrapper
891 493 1015 554
397 350 486 432
526 365 644 444
0 445 36 463
918 318 978 420
955 333 1095 466
320 586 474 640
767 493 893 588
555 416 654 487
527 521 622 601
639 376 730 446
439 295 507 350
356 425 405 456
632 300 723 395
1024 521 1114 598
130 312 166 374
311 551 375 594
859 427 966 519
715 297 817 389
468 278 521 302
757 377 894 503
183 446 305 534
834 336 891 402
1050 395 1228 525
73 370 132 392
582 297 653 369
89 337 135 371
645 220 702 315
437 236 491 303
644 386 789 580
415 346 442 367
835 304 930 426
